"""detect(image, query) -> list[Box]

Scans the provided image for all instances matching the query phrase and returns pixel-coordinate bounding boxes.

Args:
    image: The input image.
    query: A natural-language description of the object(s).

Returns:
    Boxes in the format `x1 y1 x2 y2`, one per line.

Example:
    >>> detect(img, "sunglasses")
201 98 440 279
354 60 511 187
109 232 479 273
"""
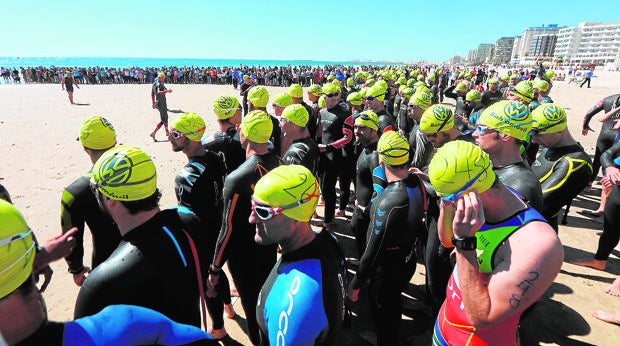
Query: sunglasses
475 124 496 135
170 126 206 139
441 165 490 203
325 92 339 98
279 117 289 124
0 229 33 247
427 117 450 138
251 185 320 221
407 104 418 109
365 96 378 101
358 113 379 128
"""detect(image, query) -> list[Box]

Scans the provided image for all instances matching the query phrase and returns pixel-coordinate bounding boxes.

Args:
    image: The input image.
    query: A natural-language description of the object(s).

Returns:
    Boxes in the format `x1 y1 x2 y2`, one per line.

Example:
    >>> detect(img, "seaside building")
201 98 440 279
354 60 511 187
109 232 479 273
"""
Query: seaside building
511 24 562 65
555 22 620 69
492 37 515 65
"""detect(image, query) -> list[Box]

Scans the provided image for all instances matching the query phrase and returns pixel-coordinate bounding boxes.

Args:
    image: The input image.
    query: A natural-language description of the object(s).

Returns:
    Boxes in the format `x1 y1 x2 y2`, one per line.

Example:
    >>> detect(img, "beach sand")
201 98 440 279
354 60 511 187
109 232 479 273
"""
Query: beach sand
1 72 619 345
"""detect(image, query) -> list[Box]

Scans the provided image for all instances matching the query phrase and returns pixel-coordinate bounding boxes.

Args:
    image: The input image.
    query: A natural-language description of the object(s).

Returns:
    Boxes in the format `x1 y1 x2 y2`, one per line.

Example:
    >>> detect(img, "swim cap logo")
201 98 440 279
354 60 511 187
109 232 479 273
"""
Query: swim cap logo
216 96 236 112
97 153 134 187
542 104 564 122
432 105 452 122
100 117 114 131
501 102 529 123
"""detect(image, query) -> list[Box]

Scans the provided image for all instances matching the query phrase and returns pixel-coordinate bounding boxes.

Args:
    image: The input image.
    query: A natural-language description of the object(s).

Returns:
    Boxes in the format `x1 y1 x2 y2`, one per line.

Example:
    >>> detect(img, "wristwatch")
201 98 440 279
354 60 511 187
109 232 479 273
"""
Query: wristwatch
451 235 477 251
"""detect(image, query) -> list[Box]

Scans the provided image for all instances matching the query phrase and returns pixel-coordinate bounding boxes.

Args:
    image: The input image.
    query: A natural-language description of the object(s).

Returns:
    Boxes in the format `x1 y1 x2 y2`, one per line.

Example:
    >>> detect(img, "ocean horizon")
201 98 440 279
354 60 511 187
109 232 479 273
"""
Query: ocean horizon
0 56 401 69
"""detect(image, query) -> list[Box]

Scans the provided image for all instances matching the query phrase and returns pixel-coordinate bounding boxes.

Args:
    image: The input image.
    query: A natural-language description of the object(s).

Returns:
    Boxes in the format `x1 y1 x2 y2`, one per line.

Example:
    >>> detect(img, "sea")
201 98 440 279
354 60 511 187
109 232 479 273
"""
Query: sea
0 56 397 69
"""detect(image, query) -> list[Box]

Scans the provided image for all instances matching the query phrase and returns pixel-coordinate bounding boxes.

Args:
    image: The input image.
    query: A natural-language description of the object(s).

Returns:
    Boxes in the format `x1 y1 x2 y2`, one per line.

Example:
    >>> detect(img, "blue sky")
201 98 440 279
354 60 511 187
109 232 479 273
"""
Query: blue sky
3 0 618 62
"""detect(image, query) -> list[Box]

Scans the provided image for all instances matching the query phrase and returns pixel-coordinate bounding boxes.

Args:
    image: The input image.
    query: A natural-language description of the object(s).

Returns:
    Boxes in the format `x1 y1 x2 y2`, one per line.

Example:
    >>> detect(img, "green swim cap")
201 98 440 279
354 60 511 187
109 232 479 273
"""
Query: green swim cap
213 94 240 120
282 104 309 127
308 84 322 97
500 74 510 82
346 92 363 106
288 83 303 98
322 83 339 94
397 76 407 85
365 78 375 87
248 86 270 108
346 77 355 87
0 200 36 299
91 145 157 201
531 103 567 134
367 84 386 101
354 110 379 131
478 100 533 141
241 110 273 144
488 77 499 85
455 82 469 93
545 70 555 79
253 165 321 222
407 78 415 87
402 87 415 99
377 131 409 166
318 95 326 109
417 74 425 82
410 91 432 110
429 140 496 199
327 75 335 81
78 115 116 150
466 89 482 102
511 81 534 102
420 104 454 135
272 92 293 108
171 112 206 142
533 79 550 93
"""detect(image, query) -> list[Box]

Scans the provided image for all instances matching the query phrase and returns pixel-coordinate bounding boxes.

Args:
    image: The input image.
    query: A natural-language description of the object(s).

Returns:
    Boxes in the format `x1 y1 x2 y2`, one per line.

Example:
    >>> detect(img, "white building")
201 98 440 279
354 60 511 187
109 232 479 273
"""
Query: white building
556 22 620 67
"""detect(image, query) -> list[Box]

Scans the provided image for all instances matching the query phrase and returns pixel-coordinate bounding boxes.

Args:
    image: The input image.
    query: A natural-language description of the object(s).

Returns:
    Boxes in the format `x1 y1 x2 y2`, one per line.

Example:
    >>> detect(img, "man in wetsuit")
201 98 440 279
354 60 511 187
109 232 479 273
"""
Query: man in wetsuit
529 79 554 111
0 200 219 346
530 103 593 230
206 110 282 345
429 140 563 346
473 100 543 211
289 83 319 142
61 71 79 104
61 116 121 286
74 146 212 329
581 94 620 189
150 72 173 141
251 165 346 345
365 83 394 133
239 75 253 115
280 104 319 174
169 112 235 336
349 131 426 346
481 77 503 108
247 85 282 156
406 91 434 170
202 94 245 174
351 110 381 256
318 83 353 230
420 104 474 149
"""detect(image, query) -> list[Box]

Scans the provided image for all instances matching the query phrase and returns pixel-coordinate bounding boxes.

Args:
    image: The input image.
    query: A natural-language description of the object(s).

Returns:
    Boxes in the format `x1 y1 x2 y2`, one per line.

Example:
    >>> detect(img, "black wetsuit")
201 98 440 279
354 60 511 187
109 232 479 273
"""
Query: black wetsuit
174 151 231 330
320 103 353 224
352 142 379 255
481 89 503 107
582 94 620 182
211 154 282 345
494 161 544 212
63 76 75 92
256 230 346 346
151 80 169 124
74 207 211 327
61 173 121 274
350 175 425 346
396 99 412 137
301 100 319 142
202 127 246 174
593 142 620 261
531 143 593 230
282 136 320 174
376 108 395 133
240 82 252 115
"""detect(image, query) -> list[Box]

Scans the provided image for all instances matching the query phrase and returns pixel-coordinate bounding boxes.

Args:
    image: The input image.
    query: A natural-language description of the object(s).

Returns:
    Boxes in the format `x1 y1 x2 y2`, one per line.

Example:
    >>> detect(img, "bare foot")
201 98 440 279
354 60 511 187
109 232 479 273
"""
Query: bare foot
592 310 620 325
149 132 156 142
570 259 606 271
604 277 620 297
224 303 236 319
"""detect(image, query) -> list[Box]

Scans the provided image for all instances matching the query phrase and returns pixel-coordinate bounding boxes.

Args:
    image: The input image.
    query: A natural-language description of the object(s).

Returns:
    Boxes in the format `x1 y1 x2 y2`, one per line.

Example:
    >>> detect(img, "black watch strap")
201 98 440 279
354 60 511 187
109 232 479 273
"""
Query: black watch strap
451 235 477 251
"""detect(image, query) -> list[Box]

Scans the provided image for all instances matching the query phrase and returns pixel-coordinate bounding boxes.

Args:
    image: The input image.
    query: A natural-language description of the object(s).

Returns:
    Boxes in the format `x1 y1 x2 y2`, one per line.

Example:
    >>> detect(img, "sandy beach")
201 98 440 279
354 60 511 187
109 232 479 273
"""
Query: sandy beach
1 71 619 345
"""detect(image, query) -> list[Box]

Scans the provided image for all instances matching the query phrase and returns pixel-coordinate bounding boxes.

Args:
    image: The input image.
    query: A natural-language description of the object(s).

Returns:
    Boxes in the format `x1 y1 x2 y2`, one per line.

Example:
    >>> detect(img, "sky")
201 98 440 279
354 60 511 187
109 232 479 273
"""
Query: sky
3 0 619 63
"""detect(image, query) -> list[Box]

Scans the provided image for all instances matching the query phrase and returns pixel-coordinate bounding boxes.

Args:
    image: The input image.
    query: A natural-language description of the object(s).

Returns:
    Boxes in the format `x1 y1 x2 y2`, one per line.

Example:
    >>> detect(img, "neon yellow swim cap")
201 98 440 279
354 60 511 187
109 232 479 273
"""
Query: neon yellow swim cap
272 92 293 108
253 165 320 222
420 104 454 135
377 130 409 166
78 115 116 150
466 89 482 102
0 200 35 299
511 81 534 102
410 91 432 110
308 84 322 97
346 92 363 106
241 110 273 144
213 95 240 120
322 83 339 94
171 112 206 142
157 72 165 78
288 83 303 98
478 100 533 141
354 110 379 131
365 78 375 87
346 77 355 87
248 86 270 108
533 79 550 93
545 70 555 79
367 84 386 101
318 95 326 109
429 140 496 198
91 146 158 201
455 82 469 93
531 103 567 134
402 87 415 99
282 104 309 127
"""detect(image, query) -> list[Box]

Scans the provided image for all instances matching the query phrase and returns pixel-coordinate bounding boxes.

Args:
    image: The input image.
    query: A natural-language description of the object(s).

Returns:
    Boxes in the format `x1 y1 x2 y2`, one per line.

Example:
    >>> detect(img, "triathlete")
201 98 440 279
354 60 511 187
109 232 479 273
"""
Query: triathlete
202 94 245 174
480 77 503 108
150 72 172 141
251 165 346 345
61 70 79 104
280 104 320 174
365 83 394 133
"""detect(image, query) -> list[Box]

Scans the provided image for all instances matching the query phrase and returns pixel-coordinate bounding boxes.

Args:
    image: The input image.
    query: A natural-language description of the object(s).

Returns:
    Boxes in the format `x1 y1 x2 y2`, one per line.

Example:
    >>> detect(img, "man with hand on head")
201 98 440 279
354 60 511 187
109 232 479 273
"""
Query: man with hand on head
251 165 347 345
430 140 563 345
61 116 121 287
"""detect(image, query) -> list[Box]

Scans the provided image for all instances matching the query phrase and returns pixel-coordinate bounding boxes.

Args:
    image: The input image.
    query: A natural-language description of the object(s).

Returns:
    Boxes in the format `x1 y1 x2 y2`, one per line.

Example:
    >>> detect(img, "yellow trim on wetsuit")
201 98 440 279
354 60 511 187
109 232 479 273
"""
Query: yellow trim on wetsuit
538 157 592 194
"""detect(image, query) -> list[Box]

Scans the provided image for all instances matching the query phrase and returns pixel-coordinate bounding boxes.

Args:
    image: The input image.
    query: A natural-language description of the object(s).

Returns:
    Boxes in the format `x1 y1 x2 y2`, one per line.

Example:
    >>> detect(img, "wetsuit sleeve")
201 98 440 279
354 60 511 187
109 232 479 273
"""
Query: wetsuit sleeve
60 187 86 273
582 98 606 129
443 85 458 99
327 115 354 149
211 176 240 269
538 156 592 218
65 304 217 346
601 141 620 169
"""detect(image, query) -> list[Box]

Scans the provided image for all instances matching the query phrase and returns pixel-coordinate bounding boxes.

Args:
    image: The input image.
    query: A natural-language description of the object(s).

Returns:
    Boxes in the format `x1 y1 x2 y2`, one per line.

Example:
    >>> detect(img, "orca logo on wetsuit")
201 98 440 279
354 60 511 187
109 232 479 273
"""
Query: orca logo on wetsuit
277 275 301 346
